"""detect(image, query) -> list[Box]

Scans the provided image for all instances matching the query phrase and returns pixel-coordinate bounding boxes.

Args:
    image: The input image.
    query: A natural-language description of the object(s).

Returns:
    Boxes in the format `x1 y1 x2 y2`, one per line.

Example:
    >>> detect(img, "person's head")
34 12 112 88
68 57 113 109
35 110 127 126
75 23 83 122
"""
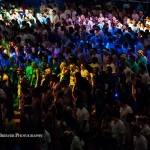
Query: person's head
107 56 113 64
139 11 143 17
63 131 74 144
95 26 100 32
31 62 37 69
126 18 131 24
26 59 32 66
17 68 24 75
80 15 85 20
137 50 144 57
66 14 70 19
70 63 76 72
120 54 127 62
75 14 79 19
59 9 64 14
93 67 99 75
52 10 56 16
91 48 97 55
10 40 15 47
91 57 98 64
130 55 136 63
60 62 67 70
99 13 103 17
80 63 85 70
40 2 44 6
133 10 136 14
84 17 89 23
132 20 137 26
52 58 58 64
128 49 134 56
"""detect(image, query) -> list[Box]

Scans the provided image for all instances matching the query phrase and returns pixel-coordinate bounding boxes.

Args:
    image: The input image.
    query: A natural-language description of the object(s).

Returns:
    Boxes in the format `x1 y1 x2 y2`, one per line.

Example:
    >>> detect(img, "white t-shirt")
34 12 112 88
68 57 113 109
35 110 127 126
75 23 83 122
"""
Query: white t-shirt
72 11 77 22
132 14 139 21
141 73 150 86
134 135 148 150
49 9 53 16
120 105 133 121
52 15 59 25
53 7 58 13
124 67 134 83
71 136 84 150
111 119 125 143
106 63 116 74
60 13 66 19
65 9 71 16
141 124 150 137
41 130 51 150
76 107 89 132
66 18 73 24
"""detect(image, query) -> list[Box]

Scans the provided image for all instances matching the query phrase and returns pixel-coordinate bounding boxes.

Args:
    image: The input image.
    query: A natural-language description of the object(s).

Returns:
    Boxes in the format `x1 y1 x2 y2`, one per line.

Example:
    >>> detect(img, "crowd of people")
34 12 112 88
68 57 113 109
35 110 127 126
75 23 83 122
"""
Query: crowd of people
0 0 150 150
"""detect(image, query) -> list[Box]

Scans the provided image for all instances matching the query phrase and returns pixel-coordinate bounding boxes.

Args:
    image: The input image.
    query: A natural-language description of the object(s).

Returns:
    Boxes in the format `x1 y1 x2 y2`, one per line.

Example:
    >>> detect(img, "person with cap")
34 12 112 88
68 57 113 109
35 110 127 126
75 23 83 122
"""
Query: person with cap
120 54 128 66
137 50 147 68
139 11 145 23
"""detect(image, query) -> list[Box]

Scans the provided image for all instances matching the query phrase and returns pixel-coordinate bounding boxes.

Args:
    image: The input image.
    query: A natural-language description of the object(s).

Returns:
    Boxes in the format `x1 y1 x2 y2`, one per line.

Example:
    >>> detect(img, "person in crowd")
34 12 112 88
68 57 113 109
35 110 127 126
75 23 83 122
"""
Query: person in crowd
106 56 116 74
111 111 126 150
137 50 147 67
31 62 40 88
0 1 149 150
133 125 148 150
129 55 139 75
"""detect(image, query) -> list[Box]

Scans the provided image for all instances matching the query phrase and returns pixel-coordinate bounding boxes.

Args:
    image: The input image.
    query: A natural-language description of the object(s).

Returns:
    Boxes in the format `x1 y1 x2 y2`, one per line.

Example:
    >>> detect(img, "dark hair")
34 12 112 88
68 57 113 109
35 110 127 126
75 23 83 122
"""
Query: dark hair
108 56 113 62
52 10 56 14
106 66 112 73
92 57 98 64
74 72 81 80
27 59 32 64
130 55 136 61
